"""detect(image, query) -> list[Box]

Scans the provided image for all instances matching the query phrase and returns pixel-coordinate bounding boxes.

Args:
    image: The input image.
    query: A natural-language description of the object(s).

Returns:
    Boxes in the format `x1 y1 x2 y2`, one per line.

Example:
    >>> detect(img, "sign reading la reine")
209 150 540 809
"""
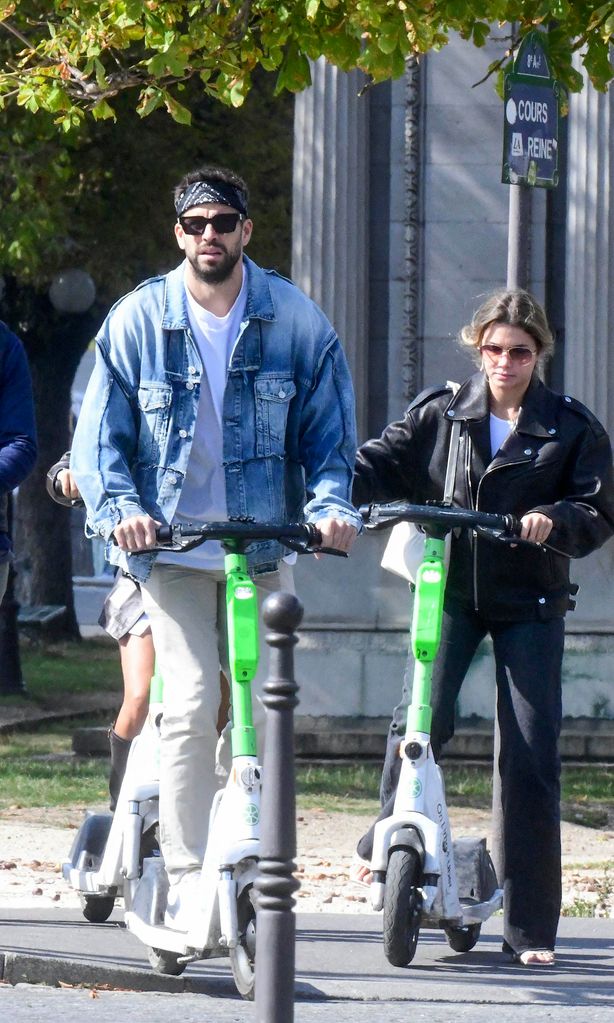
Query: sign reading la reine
502 31 563 189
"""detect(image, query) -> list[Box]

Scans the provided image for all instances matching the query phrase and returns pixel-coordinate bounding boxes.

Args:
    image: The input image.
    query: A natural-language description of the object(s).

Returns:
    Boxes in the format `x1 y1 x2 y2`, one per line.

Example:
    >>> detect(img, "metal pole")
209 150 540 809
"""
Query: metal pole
507 183 532 290
490 183 534 882
255 591 303 1023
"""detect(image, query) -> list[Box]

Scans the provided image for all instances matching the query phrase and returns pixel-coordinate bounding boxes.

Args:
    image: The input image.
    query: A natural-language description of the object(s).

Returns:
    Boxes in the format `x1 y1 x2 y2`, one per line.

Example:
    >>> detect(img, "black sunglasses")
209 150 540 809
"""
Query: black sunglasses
179 213 244 236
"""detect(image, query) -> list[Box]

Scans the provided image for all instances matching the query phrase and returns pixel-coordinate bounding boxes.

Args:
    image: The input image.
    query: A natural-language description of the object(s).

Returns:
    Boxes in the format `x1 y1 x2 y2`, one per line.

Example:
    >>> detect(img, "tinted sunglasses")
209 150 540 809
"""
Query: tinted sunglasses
480 342 536 365
179 212 244 236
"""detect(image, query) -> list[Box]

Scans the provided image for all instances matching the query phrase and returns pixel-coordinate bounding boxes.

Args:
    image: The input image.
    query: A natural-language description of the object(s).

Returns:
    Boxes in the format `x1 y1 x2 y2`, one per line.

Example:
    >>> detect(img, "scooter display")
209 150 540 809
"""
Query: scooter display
63 518 328 998
361 501 524 967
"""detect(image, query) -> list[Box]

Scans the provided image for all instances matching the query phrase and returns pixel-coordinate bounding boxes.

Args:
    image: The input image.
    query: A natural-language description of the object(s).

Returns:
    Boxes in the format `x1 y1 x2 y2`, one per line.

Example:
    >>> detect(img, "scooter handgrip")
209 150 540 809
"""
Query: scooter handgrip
156 525 174 543
505 514 522 537
304 523 323 546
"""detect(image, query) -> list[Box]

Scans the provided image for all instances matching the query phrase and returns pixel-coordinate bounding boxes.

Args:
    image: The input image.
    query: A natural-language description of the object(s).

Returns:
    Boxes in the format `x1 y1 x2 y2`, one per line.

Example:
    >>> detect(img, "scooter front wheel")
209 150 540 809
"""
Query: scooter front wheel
383 847 423 967
79 894 115 923
230 886 256 1000
148 946 186 976
444 922 481 953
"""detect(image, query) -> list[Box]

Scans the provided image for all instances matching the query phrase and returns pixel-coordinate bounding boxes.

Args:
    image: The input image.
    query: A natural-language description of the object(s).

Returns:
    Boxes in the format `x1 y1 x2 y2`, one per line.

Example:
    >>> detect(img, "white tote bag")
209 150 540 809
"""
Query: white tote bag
380 388 461 584
380 519 451 584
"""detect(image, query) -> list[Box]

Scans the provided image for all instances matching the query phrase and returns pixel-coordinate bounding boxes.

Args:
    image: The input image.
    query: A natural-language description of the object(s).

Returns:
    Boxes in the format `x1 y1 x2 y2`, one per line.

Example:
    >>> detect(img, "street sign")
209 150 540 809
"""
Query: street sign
502 31 562 188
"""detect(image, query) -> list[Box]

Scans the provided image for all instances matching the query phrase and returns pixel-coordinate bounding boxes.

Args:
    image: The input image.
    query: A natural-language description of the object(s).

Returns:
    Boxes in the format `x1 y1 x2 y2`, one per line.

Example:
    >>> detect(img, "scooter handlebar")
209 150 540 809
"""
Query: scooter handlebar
139 519 333 556
359 502 522 540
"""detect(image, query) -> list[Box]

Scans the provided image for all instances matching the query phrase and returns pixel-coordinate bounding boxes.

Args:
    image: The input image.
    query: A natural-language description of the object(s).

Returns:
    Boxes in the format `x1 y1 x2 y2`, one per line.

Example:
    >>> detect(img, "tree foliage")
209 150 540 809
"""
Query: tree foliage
0 2 613 132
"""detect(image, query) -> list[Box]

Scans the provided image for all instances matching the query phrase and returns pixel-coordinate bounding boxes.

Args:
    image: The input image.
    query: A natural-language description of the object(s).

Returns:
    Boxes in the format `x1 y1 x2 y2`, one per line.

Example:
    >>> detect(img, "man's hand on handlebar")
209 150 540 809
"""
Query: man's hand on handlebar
57 468 81 502
313 517 358 559
113 513 161 551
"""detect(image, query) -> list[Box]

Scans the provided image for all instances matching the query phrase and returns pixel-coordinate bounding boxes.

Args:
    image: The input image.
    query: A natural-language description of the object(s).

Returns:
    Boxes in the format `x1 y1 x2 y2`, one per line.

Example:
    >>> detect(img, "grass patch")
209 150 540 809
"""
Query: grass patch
1 714 613 822
17 638 122 702
0 638 122 712
296 762 614 821
296 763 381 814
0 722 110 810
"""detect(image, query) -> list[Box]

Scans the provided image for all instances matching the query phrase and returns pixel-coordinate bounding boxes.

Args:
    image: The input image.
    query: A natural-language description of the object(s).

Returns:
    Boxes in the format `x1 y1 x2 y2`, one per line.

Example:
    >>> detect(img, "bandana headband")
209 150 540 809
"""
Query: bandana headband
175 180 248 218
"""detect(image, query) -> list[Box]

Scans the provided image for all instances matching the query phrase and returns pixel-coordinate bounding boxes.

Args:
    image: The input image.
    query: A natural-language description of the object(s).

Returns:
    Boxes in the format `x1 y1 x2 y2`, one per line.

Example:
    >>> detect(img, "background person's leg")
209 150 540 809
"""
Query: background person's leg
114 629 155 739
0 561 9 602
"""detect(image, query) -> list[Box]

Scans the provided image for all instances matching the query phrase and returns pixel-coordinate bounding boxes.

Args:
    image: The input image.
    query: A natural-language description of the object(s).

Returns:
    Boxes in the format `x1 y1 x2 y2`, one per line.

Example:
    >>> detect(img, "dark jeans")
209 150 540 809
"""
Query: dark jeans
357 600 564 954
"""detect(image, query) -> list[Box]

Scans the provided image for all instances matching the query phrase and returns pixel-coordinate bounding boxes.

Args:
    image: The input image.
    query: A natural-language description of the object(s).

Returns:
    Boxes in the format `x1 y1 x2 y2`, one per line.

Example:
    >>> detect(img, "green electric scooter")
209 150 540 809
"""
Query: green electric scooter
361 501 523 966
64 518 329 998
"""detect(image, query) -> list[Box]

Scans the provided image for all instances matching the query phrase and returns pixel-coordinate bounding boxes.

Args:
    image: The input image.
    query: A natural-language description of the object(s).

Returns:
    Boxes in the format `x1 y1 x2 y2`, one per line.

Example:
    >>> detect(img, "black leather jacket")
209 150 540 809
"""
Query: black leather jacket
354 372 614 621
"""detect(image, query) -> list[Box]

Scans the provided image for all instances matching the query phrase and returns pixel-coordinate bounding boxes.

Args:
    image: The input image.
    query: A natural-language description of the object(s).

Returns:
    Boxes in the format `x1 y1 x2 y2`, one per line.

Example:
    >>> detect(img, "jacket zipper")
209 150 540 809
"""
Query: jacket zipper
473 455 533 612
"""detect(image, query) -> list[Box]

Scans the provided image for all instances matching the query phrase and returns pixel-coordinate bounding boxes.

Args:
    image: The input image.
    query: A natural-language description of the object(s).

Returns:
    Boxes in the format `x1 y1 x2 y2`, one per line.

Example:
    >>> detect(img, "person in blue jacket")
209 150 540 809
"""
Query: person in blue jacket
0 321 37 600
71 164 360 930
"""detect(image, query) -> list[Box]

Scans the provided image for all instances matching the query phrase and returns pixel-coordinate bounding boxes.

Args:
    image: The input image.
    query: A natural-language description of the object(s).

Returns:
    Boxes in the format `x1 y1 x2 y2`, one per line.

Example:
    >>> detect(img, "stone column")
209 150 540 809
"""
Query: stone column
565 77 614 435
564 73 614 633
293 58 369 438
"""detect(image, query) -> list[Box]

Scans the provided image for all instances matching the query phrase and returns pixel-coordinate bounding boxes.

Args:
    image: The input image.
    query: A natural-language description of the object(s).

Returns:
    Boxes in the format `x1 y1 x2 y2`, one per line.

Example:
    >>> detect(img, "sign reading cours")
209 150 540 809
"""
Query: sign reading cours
502 32 563 189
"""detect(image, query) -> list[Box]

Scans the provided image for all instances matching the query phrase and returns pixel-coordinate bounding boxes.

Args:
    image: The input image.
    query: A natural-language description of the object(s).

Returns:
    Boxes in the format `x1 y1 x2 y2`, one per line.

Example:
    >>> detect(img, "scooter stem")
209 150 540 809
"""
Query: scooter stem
225 550 259 758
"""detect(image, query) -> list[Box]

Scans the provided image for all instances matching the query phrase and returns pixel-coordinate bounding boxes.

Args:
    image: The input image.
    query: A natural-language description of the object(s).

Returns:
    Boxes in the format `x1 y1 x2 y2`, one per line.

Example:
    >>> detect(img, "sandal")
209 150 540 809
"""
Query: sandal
512 948 556 967
349 854 373 887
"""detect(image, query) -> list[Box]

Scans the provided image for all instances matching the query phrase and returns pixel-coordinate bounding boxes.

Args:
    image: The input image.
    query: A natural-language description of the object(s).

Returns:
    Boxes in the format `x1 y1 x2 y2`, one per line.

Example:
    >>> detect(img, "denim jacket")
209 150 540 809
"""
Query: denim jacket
71 257 361 581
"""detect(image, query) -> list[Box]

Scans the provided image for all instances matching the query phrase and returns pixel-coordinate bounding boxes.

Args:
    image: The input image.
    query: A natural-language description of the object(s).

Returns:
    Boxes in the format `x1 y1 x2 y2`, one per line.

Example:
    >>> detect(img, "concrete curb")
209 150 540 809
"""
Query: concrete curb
71 721 614 762
0 951 200 994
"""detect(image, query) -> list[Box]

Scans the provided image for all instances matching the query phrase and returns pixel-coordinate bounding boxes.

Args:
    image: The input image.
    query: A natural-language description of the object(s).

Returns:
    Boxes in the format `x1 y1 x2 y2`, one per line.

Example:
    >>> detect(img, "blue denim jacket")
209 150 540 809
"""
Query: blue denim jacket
71 257 361 581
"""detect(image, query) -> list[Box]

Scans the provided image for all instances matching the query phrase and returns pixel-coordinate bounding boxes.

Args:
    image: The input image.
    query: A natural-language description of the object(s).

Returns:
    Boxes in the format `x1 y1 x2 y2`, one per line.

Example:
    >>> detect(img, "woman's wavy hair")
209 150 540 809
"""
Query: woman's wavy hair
460 289 554 364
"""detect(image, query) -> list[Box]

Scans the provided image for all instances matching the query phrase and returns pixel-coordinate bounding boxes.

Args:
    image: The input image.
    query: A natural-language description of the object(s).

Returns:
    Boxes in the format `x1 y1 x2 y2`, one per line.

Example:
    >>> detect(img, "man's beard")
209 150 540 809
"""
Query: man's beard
187 242 242 284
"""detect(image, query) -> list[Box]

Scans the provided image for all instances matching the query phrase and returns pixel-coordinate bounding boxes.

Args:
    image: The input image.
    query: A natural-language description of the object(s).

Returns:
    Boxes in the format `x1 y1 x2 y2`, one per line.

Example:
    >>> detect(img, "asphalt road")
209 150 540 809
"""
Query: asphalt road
1 910 613 1021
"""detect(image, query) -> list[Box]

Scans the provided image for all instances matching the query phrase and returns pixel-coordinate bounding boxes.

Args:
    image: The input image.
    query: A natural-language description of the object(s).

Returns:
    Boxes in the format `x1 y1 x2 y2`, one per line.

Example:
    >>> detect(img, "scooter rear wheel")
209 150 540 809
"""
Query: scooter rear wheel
444 922 481 953
148 946 186 976
79 894 116 923
383 847 423 967
230 886 256 1000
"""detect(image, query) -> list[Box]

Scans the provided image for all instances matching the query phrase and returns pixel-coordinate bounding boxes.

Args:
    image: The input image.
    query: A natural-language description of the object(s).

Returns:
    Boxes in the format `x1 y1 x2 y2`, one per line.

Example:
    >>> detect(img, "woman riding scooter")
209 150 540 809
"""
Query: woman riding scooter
352 289 614 967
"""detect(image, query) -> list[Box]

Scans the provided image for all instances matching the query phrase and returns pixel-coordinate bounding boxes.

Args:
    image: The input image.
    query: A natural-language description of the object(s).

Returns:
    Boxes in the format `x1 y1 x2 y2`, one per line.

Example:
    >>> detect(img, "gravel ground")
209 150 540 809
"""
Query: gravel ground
1 804 613 917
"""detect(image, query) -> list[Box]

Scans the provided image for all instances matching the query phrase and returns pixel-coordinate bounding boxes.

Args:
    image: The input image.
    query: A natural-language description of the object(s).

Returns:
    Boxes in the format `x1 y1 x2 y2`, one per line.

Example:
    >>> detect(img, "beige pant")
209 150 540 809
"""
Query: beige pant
140 561 294 885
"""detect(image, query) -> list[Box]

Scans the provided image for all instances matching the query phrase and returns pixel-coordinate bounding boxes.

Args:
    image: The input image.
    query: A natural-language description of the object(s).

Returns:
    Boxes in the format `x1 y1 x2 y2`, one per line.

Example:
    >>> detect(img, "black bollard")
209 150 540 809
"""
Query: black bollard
254 590 303 1023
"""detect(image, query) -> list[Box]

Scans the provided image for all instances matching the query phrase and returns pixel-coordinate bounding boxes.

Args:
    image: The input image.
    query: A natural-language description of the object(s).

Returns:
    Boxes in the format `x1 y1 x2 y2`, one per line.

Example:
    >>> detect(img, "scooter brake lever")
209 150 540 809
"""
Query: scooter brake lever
364 516 403 532
475 526 543 550
314 545 349 558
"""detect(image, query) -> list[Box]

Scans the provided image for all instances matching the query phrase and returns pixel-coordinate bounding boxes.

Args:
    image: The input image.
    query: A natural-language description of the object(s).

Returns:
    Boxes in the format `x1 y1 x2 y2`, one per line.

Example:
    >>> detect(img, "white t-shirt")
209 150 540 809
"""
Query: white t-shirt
489 413 514 458
158 271 247 570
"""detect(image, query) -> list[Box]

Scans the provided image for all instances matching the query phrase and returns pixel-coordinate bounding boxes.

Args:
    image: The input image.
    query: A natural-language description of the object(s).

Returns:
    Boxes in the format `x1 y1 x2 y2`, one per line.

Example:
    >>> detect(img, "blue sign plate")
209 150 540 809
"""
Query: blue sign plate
503 79 560 186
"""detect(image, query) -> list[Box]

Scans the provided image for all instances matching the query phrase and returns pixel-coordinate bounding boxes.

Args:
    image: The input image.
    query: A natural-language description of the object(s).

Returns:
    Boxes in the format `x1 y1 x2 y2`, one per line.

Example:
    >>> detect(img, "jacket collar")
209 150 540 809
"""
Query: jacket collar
161 255 276 332
445 371 560 439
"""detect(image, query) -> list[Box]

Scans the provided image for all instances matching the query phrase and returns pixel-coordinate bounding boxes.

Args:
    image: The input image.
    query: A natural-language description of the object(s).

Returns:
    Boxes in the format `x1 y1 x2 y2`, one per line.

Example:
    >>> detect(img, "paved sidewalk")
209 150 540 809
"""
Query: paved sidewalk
0 909 612 1018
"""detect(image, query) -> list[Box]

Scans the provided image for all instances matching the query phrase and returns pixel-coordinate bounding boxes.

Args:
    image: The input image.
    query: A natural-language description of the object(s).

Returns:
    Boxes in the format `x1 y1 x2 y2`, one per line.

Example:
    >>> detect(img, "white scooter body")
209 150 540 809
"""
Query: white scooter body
369 731 502 927
63 702 262 964
63 700 162 902
124 752 261 960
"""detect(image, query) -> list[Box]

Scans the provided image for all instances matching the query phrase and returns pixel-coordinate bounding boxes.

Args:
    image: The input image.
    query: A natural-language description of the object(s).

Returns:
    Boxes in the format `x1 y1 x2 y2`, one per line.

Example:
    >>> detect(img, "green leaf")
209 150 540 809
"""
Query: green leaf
275 40 311 93
91 98 116 120
136 86 165 117
163 92 192 124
